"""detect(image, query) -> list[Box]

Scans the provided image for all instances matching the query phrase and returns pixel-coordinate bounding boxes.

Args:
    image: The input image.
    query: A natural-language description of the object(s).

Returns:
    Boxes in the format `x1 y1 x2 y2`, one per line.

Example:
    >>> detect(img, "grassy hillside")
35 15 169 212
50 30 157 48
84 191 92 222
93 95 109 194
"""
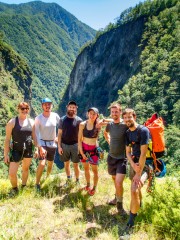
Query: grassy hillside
0 161 179 240
0 1 96 112
0 36 33 159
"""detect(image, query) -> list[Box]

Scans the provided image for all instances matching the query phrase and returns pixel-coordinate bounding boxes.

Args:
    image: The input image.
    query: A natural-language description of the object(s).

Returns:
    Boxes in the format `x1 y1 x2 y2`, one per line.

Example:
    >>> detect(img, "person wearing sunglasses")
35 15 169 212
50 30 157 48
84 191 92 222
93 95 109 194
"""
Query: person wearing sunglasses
4 102 35 196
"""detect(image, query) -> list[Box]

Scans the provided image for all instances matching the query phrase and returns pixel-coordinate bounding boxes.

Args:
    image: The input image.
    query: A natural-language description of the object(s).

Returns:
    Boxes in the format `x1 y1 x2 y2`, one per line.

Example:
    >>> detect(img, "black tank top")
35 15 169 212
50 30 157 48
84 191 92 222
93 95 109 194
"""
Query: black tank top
12 117 33 151
83 121 98 139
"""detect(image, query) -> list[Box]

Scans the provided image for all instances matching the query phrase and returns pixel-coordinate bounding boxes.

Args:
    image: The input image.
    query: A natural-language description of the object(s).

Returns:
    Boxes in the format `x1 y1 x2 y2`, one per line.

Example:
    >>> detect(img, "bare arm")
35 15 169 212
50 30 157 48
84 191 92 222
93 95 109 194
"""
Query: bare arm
4 119 15 164
78 122 87 160
104 129 110 145
132 144 148 186
58 129 63 155
138 144 148 174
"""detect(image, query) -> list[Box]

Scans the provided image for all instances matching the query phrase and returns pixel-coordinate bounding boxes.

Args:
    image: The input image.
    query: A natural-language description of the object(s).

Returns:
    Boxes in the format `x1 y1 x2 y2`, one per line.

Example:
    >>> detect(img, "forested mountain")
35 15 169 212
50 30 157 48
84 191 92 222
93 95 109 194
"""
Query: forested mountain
60 0 179 124
0 1 96 112
0 36 33 158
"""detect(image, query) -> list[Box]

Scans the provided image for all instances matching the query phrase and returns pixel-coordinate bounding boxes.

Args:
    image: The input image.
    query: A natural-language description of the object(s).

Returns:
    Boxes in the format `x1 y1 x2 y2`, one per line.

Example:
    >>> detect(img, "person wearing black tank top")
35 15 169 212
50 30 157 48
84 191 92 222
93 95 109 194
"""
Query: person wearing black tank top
78 107 101 196
4 102 35 196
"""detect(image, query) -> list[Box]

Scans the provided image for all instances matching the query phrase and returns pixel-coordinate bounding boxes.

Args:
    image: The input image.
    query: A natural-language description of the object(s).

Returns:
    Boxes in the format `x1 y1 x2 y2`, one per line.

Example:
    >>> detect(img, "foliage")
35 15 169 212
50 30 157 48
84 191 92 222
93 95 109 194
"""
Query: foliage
0 164 179 239
118 1 180 124
0 1 96 111
138 177 180 240
164 125 180 175
0 37 33 159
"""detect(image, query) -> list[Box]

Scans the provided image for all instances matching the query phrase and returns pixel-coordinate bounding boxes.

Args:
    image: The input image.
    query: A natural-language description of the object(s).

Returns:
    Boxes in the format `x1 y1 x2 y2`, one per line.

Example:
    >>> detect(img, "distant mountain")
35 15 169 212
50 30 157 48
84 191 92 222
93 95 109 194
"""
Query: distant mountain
60 0 179 124
0 36 33 157
0 1 96 112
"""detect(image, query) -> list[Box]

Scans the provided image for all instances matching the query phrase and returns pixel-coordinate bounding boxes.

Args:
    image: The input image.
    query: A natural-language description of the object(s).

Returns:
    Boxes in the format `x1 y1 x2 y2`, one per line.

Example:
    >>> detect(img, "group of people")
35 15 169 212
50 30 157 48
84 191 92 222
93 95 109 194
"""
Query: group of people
4 99 151 231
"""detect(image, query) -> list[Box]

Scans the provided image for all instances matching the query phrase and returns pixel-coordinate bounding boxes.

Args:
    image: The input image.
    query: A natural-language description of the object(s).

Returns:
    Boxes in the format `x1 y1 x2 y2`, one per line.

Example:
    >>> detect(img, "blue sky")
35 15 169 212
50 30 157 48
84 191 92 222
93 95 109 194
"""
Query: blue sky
0 0 145 30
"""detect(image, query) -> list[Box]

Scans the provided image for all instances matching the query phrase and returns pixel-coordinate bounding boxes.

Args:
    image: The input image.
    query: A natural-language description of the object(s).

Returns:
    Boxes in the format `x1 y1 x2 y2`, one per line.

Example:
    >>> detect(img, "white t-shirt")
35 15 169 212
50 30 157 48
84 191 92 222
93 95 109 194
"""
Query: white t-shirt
35 112 60 148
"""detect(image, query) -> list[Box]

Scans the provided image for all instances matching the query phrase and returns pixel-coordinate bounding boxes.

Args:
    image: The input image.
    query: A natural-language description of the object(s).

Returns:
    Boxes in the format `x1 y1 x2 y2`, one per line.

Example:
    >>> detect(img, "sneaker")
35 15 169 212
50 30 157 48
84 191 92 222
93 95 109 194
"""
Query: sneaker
88 188 96 196
117 202 127 216
35 184 41 192
63 179 73 188
119 225 133 240
108 197 117 205
8 188 19 198
80 186 91 191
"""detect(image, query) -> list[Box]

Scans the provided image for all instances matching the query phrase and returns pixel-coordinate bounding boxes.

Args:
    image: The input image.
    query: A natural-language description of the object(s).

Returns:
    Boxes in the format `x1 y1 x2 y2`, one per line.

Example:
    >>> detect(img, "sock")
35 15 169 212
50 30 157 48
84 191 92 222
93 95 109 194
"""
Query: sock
87 183 90 187
76 178 79 182
127 211 137 227
67 176 72 180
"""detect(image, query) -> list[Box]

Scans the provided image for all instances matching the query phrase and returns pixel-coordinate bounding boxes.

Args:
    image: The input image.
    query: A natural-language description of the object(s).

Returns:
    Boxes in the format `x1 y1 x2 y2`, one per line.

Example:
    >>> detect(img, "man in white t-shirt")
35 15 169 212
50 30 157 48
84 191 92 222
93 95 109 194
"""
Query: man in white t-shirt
35 98 60 190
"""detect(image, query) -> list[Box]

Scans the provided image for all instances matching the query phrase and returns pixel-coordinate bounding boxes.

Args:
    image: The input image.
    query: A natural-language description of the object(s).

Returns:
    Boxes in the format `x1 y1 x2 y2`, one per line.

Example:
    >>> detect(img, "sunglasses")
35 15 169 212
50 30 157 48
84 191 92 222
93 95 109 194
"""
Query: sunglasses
20 108 29 111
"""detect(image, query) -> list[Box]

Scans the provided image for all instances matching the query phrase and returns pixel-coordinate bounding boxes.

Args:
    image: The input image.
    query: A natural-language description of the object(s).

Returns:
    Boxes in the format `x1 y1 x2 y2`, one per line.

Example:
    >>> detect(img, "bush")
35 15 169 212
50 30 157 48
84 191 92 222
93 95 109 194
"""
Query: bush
137 177 180 239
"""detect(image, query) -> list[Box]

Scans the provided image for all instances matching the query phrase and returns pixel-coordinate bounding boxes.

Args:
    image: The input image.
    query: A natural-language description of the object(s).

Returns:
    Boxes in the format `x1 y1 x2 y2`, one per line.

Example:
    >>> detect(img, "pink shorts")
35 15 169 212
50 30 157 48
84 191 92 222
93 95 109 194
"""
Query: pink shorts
81 142 99 165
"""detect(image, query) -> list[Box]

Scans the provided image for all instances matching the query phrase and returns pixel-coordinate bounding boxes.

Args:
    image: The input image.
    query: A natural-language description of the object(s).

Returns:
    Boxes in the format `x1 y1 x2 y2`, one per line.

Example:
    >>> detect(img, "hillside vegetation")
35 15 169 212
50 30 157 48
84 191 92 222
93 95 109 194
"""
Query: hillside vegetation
0 1 96 112
118 0 179 125
0 161 179 240
0 36 33 160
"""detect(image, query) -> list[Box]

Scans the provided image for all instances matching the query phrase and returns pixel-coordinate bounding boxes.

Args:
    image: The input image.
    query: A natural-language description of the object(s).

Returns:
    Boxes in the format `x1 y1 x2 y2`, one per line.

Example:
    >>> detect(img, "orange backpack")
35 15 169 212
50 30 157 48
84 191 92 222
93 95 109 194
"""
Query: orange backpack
144 113 166 173
144 113 165 156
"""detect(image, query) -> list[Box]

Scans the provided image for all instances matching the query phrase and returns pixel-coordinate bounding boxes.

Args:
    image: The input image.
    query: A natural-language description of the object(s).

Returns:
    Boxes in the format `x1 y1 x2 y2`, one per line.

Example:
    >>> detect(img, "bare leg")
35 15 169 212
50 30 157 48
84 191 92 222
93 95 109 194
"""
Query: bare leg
73 162 80 180
22 158 32 185
64 160 71 177
36 160 46 185
47 160 54 177
82 162 90 186
91 164 98 188
9 162 20 188
115 173 126 198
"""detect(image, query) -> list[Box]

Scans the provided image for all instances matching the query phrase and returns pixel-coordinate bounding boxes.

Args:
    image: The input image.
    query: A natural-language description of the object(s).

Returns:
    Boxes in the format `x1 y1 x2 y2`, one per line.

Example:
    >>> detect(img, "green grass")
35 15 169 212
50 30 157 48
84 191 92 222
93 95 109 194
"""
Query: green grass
0 160 179 240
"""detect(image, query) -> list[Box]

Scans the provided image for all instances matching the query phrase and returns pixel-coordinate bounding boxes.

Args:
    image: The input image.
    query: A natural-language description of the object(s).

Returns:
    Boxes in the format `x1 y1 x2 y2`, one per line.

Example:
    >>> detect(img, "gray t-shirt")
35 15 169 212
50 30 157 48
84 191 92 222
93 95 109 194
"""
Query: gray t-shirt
106 121 128 159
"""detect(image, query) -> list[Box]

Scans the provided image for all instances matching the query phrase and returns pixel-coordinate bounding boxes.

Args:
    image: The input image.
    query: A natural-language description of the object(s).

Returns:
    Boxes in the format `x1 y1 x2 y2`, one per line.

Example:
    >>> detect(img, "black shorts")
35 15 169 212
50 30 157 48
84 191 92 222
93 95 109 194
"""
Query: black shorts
39 146 56 161
10 148 33 162
107 154 127 175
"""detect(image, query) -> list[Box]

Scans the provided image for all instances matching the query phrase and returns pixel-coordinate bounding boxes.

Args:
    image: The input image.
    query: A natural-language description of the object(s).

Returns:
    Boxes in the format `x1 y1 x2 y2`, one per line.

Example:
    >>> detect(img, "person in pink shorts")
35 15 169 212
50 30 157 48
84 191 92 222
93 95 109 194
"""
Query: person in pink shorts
78 107 100 196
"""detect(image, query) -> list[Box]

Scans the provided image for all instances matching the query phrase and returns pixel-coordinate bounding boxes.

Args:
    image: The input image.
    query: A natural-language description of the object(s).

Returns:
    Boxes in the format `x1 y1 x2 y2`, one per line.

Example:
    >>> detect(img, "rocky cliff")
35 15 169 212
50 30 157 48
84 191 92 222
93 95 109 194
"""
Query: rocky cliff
60 17 145 116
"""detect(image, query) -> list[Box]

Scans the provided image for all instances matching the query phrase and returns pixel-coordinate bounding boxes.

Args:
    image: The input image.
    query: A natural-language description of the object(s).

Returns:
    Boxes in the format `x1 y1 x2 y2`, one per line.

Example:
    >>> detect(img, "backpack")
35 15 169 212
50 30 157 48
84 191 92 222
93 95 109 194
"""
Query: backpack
144 113 165 157
137 113 166 175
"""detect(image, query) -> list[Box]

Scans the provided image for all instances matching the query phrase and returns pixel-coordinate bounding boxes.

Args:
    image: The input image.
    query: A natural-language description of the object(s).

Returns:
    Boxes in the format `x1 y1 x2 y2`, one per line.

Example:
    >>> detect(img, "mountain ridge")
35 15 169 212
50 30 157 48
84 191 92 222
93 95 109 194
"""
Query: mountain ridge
0 1 96 112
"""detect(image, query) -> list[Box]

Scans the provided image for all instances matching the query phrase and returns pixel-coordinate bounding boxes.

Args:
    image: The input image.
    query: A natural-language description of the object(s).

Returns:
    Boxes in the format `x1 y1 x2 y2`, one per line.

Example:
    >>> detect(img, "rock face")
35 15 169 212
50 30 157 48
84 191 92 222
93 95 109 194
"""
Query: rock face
60 17 145 117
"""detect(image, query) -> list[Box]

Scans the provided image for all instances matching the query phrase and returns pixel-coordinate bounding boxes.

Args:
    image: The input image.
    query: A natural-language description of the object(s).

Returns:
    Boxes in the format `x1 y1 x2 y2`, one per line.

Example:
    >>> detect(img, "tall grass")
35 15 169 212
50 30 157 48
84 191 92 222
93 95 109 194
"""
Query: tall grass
0 160 179 240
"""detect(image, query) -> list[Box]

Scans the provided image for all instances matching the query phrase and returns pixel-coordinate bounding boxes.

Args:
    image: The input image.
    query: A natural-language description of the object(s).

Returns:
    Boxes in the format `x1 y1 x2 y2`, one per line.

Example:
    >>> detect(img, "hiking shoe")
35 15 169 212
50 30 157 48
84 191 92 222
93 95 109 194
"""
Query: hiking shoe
88 188 96 196
35 184 41 192
80 186 91 191
119 225 133 240
108 197 117 205
8 188 19 198
63 179 73 188
117 202 127 216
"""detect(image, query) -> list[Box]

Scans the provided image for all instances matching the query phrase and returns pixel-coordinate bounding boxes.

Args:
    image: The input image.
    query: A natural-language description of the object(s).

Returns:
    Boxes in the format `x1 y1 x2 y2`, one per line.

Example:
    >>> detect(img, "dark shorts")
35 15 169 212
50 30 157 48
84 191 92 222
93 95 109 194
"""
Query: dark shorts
107 154 127 175
60 143 79 163
80 142 99 165
10 148 33 162
39 146 56 161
